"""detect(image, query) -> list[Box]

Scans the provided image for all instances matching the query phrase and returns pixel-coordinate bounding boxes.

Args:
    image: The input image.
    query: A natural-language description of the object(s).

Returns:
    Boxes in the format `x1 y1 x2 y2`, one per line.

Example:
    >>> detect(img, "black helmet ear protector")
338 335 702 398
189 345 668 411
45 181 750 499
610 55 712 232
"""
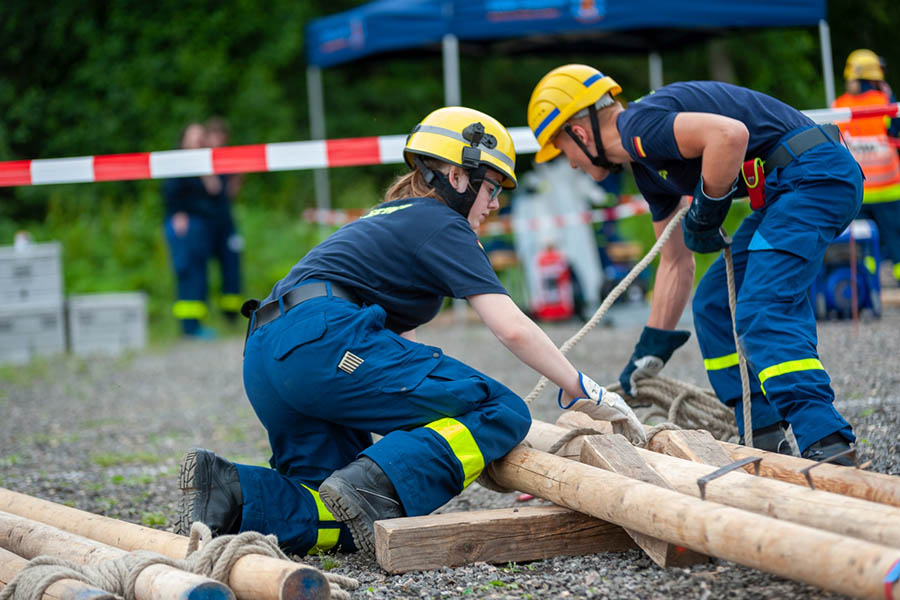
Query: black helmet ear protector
412 121 495 218
562 104 622 174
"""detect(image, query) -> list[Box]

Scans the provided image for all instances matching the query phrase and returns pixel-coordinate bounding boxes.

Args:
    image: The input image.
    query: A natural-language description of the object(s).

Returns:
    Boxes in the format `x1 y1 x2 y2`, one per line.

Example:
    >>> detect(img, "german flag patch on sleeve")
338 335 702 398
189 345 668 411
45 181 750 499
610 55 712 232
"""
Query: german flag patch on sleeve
632 136 647 158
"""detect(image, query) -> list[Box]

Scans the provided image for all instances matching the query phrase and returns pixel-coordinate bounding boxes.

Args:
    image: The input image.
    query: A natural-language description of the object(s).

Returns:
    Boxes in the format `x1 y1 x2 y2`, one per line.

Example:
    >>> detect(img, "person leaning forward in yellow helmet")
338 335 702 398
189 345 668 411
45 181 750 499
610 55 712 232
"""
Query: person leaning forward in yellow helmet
528 64 864 465
174 105 646 557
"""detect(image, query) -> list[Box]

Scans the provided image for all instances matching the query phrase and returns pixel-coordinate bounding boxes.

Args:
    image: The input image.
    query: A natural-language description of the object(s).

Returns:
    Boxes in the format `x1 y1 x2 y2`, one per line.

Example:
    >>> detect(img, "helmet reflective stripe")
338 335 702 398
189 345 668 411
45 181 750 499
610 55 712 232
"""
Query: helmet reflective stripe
411 124 516 171
533 108 560 139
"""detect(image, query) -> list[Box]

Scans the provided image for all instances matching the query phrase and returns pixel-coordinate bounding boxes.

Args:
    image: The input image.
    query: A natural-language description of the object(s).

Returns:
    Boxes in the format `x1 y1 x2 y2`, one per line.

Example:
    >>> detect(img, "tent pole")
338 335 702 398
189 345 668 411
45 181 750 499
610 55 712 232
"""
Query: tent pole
306 65 331 220
648 51 663 91
442 34 461 105
819 19 836 106
443 32 467 321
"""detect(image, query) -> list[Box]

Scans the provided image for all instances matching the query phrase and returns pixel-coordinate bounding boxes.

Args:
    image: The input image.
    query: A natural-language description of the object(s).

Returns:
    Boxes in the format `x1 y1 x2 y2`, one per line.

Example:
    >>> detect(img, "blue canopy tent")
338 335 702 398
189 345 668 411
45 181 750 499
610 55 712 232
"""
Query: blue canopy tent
305 0 833 209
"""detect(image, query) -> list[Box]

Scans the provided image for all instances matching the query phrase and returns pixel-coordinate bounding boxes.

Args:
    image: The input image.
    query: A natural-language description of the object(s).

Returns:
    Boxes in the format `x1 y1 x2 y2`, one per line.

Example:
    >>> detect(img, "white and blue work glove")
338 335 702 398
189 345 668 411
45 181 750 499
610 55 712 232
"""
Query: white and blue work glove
619 326 692 398
682 177 737 253
559 372 647 446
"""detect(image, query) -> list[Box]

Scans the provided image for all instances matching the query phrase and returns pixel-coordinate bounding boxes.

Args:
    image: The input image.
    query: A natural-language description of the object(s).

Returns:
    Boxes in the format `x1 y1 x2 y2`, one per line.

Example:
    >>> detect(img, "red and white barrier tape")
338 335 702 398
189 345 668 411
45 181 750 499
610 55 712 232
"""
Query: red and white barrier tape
303 195 649 232
1 104 896 188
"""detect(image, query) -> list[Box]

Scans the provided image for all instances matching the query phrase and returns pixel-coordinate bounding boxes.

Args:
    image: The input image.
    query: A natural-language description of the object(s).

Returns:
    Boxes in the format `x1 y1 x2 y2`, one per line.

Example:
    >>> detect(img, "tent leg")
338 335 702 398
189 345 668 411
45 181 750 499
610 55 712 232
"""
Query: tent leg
648 51 663 91
443 33 467 321
306 65 331 225
819 19 836 106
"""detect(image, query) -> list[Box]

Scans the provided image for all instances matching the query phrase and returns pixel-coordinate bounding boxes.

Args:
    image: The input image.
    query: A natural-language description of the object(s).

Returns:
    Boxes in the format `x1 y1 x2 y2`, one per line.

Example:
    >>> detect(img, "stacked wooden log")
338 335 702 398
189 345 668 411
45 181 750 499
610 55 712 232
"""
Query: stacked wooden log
0 487 332 600
376 415 900 600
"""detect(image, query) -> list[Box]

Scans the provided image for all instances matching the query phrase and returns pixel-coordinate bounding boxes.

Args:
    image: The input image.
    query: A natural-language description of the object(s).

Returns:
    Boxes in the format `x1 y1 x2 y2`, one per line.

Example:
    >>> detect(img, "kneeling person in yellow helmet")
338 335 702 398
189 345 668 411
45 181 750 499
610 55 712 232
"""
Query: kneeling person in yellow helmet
528 64 864 464
175 106 645 556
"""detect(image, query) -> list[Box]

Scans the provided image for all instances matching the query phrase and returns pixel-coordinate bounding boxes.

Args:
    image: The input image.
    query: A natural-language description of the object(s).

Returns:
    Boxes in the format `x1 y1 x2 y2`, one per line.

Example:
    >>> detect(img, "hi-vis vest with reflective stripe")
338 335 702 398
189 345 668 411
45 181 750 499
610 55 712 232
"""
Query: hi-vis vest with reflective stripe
833 90 900 203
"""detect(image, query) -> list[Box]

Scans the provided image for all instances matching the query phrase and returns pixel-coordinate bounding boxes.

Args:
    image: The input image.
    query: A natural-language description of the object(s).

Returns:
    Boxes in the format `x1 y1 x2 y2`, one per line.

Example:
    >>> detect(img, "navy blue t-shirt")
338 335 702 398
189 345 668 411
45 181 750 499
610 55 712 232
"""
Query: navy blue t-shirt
268 197 507 333
617 81 814 221
162 177 217 218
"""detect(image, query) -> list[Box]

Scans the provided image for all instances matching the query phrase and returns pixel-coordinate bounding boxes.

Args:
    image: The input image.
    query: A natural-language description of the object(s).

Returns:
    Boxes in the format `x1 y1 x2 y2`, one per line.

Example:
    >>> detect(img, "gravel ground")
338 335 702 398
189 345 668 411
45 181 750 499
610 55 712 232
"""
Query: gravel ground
1 303 898 599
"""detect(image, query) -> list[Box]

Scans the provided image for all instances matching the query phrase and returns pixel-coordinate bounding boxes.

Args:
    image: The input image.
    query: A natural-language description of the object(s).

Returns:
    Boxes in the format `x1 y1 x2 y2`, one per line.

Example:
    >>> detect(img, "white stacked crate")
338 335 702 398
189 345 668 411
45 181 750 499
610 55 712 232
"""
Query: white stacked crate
67 292 147 357
0 241 66 365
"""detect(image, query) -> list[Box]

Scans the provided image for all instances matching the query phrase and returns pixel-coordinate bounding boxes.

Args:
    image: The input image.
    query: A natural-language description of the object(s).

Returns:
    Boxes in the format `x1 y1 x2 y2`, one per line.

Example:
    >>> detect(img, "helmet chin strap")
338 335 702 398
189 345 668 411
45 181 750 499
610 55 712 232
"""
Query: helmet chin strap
413 155 487 218
563 105 622 174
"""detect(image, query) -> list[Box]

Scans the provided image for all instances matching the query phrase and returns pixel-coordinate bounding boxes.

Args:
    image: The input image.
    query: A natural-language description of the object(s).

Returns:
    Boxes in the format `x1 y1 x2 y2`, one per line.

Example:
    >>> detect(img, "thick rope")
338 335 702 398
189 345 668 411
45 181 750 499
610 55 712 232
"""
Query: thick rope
723 245 754 447
523 205 690 407
0 522 359 600
186 523 358 600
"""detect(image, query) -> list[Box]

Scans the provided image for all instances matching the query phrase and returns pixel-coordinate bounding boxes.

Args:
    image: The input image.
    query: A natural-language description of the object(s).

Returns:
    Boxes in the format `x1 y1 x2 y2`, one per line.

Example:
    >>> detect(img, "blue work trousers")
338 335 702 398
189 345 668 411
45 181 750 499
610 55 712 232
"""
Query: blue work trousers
164 215 211 335
692 129 863 452
238 285 531 554
210 205 243 309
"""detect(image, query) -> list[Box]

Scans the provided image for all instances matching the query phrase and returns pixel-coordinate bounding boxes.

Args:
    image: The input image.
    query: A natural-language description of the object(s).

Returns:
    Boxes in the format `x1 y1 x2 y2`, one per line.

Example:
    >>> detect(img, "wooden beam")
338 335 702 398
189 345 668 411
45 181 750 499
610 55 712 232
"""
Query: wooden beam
488 446 900 599
0 546 117 600
645 429 732 466
575 434 708 568
0 487 329 600
374 506 636 573
0 510 233 600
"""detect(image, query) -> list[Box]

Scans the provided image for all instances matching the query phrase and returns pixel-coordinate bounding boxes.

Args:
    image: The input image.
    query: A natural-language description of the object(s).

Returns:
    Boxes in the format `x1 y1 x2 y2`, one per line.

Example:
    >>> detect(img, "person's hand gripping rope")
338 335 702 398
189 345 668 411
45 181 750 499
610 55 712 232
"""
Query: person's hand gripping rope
559 372 647 445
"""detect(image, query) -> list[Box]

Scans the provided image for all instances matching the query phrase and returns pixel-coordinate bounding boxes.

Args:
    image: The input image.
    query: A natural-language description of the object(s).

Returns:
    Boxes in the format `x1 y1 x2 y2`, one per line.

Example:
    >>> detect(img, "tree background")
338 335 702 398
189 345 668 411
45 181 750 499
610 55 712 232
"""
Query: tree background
0 0 894 337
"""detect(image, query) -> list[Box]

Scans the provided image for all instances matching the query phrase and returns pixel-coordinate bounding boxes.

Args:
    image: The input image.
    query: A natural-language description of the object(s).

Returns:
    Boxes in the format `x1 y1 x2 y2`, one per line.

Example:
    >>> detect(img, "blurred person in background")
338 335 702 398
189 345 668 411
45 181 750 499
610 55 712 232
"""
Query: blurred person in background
175 106 646 556
205 116 245 322
162 123 219 339
833 49 900 287
528 64 863 465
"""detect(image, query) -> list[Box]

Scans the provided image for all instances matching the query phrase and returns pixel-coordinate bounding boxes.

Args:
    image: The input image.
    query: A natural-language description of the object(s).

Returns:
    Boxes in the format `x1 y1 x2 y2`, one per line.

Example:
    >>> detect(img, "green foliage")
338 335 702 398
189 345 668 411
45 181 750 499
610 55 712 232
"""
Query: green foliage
141 511 168 527
0 0 896 331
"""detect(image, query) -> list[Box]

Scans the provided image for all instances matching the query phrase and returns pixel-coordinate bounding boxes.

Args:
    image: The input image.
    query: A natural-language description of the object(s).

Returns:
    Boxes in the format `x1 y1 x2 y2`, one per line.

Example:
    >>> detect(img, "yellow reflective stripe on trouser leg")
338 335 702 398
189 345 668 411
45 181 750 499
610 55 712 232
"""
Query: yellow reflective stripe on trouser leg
703 352 739 371
301 484 340 554
219 294 244 312
425 418 485 489
894 262 900 281
757 358 825 395
172 300 208 320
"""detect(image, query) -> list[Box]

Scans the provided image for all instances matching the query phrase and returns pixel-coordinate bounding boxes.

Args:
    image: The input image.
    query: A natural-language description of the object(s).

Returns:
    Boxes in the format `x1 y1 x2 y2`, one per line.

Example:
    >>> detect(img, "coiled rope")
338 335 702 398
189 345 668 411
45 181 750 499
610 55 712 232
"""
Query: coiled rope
0 522 359 600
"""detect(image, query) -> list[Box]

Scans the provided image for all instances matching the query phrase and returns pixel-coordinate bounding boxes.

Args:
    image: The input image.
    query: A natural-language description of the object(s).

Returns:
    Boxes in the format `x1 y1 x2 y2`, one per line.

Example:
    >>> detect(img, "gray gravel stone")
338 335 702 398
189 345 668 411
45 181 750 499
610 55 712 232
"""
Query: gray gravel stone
1 304 897 599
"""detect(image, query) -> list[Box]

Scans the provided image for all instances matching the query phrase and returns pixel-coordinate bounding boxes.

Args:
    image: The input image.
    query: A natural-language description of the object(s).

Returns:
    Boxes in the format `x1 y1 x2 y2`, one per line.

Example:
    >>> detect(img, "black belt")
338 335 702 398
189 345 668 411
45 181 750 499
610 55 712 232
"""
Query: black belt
764 124 841 176
249 282 358 334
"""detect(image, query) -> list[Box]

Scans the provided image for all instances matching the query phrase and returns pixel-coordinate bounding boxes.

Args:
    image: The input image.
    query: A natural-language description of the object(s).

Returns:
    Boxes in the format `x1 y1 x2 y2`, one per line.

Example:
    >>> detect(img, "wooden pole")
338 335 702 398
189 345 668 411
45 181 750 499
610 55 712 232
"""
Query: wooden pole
552 412 900 509
0 487 329 600
488 446 900 599
0 546 117 600
533 419 900 549
583 433 900 550
721 441 900 508
0 511 233 600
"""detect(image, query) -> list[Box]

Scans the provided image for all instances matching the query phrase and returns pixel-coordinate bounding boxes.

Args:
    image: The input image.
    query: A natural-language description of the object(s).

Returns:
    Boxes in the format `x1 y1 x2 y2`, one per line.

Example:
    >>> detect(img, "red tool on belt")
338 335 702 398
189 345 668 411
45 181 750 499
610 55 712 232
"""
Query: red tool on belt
742 157 766 210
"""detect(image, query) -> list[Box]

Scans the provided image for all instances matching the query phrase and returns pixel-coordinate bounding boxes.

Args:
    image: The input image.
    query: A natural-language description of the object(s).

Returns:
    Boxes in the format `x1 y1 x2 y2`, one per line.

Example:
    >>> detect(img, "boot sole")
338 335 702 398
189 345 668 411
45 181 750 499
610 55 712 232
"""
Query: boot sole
318 478 376 556
177 448 200 536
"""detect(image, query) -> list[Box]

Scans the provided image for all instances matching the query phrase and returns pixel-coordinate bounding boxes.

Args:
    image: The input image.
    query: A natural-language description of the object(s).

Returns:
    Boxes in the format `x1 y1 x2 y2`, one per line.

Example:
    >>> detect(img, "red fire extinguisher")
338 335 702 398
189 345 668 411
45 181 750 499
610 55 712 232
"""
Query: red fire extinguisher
533 245 575 321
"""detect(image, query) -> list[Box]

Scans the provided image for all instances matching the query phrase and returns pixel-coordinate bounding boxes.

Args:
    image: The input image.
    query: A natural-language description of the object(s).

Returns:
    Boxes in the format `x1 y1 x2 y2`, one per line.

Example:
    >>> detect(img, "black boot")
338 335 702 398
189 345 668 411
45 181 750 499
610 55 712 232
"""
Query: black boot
739 423 793 455
801 433 855 466
318 456 404 556
177 448 243 536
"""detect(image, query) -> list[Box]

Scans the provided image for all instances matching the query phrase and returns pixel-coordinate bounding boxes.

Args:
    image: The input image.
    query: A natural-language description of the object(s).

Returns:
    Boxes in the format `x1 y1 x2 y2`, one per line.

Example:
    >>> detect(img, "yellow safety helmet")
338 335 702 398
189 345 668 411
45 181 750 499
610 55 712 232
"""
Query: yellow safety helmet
844 49 884 81
404 106 517 189
528 64 622 163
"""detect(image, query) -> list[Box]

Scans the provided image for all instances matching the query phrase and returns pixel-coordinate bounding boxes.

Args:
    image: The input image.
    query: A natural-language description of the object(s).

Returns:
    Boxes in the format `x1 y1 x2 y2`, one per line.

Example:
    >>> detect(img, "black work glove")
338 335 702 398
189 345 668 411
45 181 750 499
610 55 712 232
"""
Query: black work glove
619 326 692 398
682 177 737 254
